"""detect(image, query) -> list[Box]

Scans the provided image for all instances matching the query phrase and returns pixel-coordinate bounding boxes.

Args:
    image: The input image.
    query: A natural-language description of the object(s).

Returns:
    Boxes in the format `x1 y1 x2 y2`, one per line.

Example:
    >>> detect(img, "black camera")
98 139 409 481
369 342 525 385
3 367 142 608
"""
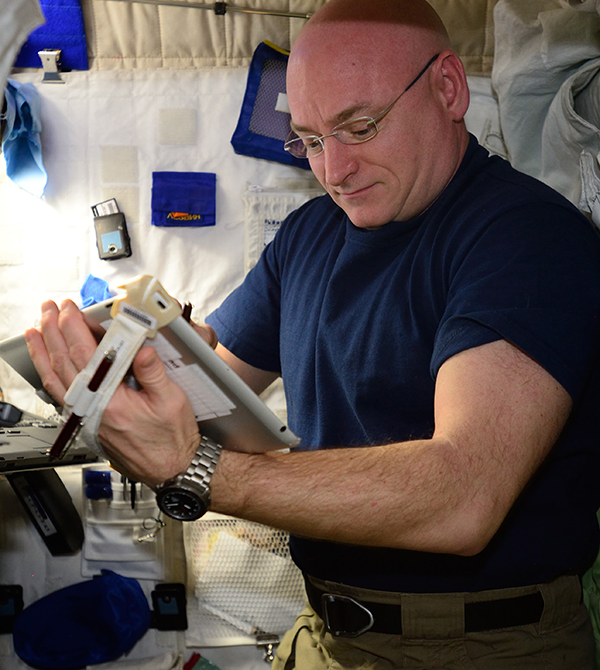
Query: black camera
0 585 23 634
151 583 187 630
92 199 132 261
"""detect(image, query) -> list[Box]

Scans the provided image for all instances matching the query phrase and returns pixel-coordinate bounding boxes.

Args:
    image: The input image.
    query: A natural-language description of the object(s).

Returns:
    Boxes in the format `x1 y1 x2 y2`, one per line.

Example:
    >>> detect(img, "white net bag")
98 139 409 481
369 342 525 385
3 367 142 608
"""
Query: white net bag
184 514 306 647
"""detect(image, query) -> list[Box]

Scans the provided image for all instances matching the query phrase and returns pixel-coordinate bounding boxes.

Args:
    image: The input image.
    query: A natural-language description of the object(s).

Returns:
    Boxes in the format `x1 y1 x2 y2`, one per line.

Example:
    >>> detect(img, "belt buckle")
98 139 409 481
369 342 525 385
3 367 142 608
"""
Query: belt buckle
321 593 375 637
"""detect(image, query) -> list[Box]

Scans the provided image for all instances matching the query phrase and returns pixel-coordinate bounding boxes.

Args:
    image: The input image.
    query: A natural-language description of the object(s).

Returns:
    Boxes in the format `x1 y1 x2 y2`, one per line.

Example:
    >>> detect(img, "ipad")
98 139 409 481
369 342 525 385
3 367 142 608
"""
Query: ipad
0 298 300 454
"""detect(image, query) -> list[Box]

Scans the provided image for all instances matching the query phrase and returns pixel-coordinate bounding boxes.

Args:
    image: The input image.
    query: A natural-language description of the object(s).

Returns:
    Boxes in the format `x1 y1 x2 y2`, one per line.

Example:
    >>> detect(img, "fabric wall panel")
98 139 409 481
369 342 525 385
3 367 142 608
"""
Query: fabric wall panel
84 1 166 69
159 6 228 64
82 0 325 69
81 0 497 75
429 0 498 76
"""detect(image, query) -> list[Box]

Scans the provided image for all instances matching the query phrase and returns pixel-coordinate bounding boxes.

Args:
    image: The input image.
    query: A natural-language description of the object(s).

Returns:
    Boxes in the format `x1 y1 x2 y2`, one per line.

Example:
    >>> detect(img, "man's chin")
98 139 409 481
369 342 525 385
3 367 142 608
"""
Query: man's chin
333 193 399 230
342 206 391 230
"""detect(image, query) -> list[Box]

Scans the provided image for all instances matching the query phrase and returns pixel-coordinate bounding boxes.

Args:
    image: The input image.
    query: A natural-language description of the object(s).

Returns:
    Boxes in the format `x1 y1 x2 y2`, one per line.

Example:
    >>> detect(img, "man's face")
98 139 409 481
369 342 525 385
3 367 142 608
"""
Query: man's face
288 58 444 229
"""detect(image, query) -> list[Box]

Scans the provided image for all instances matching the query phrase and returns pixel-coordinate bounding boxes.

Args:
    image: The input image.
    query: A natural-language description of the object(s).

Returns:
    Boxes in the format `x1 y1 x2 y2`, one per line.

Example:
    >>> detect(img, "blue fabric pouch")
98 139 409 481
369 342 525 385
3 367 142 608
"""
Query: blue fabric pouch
12 570 151 669
231 41 309 170
14 0 89 71
2 79 48 197
151 171 216 227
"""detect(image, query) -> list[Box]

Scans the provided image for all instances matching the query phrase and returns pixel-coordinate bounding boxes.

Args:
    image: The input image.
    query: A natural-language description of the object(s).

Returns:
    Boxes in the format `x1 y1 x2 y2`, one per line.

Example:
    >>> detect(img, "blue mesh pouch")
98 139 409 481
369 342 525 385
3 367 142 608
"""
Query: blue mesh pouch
12 570 151 669
231 41 310 170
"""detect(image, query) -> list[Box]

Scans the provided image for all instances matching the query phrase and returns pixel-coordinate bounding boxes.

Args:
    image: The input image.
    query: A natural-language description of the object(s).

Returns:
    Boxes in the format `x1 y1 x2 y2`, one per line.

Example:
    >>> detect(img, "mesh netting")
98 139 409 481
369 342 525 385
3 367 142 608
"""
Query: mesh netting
248 59 291 141
185 515 306 647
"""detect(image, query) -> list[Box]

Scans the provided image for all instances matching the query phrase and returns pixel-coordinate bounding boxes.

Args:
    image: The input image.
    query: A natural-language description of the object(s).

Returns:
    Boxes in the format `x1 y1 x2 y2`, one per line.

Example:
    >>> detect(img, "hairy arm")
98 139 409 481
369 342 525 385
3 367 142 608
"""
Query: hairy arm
210 338 572 556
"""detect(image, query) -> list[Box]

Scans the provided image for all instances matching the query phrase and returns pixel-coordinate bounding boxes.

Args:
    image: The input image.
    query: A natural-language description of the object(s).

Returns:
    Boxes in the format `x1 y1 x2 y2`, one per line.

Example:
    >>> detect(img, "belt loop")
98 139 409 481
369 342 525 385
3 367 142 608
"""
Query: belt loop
401 594 464 639
538 575 582 633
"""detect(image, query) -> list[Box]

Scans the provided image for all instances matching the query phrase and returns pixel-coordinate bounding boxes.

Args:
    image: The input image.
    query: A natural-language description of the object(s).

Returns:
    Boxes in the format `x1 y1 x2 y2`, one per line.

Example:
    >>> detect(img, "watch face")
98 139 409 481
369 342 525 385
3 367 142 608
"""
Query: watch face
157 487 207 521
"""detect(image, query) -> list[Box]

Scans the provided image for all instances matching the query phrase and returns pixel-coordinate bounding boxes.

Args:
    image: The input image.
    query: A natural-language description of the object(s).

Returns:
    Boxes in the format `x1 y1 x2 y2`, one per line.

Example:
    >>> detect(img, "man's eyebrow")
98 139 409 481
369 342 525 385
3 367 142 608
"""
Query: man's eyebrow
332 102 371 125
290 102 372 135
289 120 314 135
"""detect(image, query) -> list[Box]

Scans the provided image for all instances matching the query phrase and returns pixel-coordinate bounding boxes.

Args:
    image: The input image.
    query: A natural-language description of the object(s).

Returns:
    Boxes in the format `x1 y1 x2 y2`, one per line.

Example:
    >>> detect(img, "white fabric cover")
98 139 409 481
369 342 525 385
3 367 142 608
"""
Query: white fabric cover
492 0 600 221
542 58 600 222
0 67 321 416
566 0 600 13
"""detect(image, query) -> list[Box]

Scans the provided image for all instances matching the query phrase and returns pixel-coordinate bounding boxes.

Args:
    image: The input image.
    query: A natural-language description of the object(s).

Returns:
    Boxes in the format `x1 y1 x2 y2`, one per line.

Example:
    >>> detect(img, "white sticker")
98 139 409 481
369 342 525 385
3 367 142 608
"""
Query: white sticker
118 303 157 331
165 363 235 422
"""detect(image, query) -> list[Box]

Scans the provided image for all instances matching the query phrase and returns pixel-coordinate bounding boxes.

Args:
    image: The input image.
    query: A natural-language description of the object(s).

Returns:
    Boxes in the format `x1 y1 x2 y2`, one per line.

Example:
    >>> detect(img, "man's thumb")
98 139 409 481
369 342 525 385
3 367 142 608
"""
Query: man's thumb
132 347 169 393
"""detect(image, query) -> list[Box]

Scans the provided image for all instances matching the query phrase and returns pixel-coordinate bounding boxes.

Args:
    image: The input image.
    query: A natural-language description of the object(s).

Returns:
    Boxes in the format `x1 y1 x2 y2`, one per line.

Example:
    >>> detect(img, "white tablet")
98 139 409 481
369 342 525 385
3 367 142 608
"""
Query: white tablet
0 297 300 454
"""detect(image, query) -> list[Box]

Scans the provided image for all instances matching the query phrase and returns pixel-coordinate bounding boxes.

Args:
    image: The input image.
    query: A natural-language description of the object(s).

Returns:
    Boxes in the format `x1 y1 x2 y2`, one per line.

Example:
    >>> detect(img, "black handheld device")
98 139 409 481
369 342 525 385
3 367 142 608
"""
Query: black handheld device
0 585 23 634
92 198 132 261
94 213 132 260
151 583 188 630
7 469 84 556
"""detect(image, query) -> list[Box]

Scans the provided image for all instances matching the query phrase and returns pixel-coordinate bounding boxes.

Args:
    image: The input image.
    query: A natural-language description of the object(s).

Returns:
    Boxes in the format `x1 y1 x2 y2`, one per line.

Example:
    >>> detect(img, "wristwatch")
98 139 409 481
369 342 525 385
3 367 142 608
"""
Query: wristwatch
155 435 222 521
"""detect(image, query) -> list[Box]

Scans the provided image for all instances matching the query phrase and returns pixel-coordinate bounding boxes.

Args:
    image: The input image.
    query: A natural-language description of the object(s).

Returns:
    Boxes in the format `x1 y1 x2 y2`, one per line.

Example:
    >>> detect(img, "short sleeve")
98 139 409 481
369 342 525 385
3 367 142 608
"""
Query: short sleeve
207 239 283 373
431 202 600 400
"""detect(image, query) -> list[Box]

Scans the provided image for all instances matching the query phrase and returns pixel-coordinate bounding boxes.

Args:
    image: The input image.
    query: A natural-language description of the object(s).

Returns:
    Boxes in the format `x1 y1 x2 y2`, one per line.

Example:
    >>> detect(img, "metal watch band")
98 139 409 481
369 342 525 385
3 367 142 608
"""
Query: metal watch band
181 435 222 491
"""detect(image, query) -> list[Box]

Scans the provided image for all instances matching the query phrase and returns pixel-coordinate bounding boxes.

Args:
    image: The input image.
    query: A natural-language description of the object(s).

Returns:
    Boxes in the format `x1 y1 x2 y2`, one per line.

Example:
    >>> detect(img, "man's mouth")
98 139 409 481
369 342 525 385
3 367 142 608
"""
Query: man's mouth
335 183 375 198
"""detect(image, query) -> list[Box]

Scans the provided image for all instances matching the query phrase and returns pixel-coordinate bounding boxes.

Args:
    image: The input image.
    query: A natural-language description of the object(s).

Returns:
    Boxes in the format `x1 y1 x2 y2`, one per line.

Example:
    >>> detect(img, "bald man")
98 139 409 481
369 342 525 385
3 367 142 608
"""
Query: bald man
27 0 600 667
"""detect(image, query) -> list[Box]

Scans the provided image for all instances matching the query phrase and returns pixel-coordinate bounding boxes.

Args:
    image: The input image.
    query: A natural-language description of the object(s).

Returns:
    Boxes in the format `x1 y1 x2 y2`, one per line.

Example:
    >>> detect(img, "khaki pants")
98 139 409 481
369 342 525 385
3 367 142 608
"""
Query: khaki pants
272 575 595 670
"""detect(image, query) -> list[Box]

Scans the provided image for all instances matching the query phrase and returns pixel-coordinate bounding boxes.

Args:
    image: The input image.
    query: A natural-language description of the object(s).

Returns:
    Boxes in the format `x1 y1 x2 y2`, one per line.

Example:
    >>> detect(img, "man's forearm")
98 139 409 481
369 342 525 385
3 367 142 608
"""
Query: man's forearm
209 438 488 556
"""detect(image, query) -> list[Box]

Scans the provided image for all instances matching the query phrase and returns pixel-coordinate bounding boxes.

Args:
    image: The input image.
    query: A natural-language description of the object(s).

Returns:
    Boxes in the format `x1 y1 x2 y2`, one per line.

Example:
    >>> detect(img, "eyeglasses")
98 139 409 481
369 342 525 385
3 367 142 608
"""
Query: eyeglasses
284 53 440 160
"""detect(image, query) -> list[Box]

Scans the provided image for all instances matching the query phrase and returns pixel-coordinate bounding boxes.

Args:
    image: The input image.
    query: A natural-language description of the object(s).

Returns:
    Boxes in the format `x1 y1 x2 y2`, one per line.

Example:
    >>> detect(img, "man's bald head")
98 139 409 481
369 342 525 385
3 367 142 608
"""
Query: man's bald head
306 0 450 42
289 0 452 89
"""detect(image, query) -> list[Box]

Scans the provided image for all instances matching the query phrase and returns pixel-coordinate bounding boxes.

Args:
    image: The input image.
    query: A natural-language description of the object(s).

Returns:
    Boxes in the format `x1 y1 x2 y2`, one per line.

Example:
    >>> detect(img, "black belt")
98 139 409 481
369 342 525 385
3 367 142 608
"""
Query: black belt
304 577 545 638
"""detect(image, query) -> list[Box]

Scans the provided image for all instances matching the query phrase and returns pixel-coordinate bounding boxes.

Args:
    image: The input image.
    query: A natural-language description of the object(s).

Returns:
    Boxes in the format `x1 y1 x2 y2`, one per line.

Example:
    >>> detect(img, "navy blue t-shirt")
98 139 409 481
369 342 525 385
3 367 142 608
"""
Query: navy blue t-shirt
208 136 600 592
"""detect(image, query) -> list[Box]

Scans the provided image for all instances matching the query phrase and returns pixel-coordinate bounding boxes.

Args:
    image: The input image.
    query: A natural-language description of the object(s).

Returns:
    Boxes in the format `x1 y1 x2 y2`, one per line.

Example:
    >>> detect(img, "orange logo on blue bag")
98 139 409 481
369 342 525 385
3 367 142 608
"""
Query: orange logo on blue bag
167 212 202 221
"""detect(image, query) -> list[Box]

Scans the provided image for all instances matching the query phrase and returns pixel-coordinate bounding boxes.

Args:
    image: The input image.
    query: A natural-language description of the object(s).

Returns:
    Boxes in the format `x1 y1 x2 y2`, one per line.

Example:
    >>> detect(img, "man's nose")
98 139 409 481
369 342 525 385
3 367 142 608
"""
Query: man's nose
321 137 358 187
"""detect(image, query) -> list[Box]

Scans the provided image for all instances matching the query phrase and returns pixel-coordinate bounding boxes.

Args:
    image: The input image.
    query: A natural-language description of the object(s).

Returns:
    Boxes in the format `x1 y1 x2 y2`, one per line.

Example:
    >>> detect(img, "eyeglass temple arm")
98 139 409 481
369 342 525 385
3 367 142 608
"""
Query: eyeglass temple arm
402 53 440 94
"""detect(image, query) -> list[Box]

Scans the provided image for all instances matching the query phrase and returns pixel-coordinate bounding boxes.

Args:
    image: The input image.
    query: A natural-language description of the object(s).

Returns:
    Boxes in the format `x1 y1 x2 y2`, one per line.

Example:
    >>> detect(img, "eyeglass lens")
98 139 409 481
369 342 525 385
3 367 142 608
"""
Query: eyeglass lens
292 119 377 158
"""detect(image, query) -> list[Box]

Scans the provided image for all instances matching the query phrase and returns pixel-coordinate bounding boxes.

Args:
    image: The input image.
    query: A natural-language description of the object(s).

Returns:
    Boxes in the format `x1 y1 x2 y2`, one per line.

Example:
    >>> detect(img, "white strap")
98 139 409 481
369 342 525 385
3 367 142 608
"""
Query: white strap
63 312 152 456
60 275 183 458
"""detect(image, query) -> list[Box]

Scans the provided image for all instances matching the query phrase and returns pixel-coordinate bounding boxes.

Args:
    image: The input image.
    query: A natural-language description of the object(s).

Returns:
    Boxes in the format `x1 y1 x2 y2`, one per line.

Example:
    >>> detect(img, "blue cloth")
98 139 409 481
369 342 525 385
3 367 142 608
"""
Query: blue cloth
80 274 114 307
12 570 151 668
151 171 216 227
208 135 600 592
14 0 88 71
2 79 47 197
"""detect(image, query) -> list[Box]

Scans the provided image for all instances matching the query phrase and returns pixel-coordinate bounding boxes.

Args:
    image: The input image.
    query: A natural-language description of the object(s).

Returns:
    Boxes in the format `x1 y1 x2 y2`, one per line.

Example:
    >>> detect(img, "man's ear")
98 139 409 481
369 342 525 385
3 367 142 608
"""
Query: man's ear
435 50 470 121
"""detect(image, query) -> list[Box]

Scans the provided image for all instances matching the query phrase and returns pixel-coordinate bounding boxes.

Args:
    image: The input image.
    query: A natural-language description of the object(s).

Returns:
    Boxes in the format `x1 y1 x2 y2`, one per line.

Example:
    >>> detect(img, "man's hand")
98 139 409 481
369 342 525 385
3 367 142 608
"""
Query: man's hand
190 320 219 349
26 299 200 488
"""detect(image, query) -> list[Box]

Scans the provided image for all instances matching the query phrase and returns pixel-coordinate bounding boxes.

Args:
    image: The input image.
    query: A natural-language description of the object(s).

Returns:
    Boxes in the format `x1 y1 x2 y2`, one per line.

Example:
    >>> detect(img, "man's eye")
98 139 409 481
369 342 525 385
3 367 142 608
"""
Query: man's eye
347 124 373 139
302 136 321 149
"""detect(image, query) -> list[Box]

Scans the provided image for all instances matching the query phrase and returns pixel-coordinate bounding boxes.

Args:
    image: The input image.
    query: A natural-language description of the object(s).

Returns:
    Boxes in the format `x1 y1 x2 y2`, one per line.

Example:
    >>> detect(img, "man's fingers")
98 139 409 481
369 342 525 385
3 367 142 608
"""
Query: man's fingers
37 300 80 386
26 299 100 403
57 300 98 371
25 325 68 404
